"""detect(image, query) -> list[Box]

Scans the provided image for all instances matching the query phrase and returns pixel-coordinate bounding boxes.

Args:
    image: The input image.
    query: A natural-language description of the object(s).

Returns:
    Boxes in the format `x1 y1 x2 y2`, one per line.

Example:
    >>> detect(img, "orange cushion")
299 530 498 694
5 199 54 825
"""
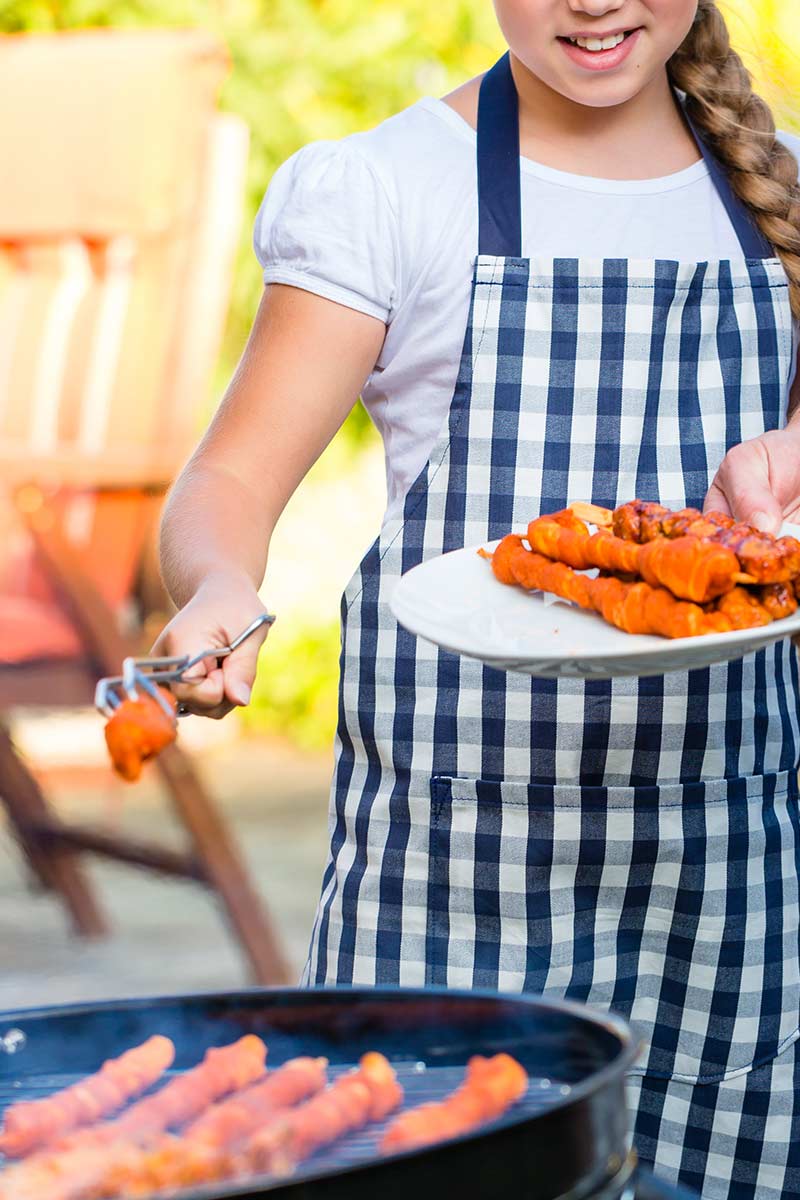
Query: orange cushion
0 596 83 663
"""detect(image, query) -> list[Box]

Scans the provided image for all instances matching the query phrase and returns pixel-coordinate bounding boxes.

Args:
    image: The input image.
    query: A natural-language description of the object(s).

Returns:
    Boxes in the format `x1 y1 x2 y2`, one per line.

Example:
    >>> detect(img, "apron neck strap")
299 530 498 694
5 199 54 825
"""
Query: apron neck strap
477 53 523 257
476 52 775 260
680 106 774 258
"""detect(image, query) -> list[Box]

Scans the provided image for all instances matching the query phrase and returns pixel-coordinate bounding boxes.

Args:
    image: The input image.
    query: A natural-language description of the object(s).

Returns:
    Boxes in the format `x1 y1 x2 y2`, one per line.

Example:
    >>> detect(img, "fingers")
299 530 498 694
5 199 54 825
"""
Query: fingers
147 583 272 719
221 623 271 708
704 441 783 533
702 479 732 519
173 665 236 719
172 663 227 713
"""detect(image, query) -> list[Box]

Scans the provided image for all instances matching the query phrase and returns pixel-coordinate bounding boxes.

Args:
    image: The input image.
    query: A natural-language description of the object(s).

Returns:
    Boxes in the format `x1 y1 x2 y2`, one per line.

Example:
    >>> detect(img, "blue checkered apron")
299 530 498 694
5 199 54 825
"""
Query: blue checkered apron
305 55 800 1198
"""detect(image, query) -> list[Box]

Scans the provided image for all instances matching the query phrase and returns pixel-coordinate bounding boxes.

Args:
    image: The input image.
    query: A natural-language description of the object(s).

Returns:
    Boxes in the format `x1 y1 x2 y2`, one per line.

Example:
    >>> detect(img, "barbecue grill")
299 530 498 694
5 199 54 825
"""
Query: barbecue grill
0 988 697 1200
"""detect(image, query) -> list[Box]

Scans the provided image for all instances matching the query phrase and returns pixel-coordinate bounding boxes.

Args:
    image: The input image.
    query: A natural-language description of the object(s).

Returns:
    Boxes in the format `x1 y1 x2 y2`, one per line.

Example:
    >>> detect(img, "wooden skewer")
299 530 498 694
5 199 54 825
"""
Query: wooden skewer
569 501 613 527
734 572 757 585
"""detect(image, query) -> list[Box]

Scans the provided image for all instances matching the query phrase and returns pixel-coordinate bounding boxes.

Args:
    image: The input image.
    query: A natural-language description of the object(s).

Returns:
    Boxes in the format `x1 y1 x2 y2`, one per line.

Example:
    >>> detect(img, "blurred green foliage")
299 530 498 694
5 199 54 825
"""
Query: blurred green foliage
240 618 342 751
0 0 503 439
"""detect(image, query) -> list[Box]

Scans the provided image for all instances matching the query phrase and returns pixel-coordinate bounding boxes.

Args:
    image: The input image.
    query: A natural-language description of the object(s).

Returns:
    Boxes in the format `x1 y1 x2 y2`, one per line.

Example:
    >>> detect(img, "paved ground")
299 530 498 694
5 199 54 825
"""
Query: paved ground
0 736 333 1012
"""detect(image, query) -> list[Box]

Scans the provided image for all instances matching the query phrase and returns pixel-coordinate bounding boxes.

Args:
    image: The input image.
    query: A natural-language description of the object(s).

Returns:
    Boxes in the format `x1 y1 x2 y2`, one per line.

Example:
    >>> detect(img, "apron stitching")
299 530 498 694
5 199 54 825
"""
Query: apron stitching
628 1024 800 1085
475 276 788 292
444 778 793 806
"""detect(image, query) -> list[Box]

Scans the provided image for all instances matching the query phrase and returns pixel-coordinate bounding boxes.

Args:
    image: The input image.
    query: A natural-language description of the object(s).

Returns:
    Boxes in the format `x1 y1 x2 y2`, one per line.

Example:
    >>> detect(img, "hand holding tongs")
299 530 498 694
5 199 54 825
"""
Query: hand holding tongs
94 614 276 721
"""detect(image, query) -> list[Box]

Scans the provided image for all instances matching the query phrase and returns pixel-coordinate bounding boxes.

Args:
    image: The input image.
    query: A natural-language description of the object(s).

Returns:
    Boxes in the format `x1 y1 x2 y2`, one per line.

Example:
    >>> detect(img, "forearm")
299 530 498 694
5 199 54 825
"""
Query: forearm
160 284 386 610
160 458 273 610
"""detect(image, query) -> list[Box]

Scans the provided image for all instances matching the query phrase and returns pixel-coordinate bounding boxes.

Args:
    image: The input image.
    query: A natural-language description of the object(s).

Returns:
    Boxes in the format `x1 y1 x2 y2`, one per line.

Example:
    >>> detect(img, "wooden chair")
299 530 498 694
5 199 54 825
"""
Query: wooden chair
0 30 290 985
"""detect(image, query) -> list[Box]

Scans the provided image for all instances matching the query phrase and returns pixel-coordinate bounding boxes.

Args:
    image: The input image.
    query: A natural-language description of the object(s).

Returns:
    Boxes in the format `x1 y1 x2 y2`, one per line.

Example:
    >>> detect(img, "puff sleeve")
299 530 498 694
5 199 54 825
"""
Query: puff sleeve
254 140 401 324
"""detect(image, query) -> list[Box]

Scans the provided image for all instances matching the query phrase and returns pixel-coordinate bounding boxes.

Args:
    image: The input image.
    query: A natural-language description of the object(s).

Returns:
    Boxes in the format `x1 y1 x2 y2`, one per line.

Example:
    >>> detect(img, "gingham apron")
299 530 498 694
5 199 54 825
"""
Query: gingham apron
306 55 800 1198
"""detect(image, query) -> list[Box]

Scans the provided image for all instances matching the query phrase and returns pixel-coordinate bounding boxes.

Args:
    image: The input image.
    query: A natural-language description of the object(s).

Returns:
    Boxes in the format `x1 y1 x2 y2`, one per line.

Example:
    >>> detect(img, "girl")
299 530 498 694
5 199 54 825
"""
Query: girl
157 2 800 1196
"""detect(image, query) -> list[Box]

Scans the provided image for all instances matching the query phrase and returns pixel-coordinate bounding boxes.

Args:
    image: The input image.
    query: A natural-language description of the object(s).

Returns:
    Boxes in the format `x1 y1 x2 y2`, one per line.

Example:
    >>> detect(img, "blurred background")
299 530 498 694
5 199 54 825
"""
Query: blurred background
0 0 797 1007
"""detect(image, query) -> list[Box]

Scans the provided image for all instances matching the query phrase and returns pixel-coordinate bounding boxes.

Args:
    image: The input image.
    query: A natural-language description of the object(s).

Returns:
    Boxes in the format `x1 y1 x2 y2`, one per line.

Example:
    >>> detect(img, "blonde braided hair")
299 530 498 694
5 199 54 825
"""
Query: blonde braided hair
668 0 800 319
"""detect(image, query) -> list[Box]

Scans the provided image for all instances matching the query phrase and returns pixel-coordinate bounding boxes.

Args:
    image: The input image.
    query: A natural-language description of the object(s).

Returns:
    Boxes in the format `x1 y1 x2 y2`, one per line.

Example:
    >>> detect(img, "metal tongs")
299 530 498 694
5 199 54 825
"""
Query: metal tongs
94 614 276 720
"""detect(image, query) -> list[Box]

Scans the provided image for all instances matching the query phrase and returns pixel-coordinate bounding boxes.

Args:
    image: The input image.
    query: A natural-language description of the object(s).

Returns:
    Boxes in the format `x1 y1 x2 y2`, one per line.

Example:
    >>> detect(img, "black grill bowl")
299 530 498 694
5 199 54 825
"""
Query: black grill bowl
0 988 641 1200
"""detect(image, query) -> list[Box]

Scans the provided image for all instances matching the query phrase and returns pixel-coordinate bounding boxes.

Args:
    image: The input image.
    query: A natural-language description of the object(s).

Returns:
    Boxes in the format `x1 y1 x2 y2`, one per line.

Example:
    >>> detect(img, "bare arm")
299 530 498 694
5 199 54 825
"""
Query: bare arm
156 283 386 715
162 283 386 605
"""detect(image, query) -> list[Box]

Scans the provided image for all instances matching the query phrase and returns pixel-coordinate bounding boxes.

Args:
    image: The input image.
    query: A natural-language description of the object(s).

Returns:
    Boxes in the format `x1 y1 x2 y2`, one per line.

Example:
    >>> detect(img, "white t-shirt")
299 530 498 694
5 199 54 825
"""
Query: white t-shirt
254 98 800 520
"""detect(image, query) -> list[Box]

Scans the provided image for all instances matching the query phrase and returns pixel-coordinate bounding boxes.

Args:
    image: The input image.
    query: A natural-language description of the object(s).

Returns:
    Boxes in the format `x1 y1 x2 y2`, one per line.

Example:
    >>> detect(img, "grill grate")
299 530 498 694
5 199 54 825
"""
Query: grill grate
0 1060 571 1188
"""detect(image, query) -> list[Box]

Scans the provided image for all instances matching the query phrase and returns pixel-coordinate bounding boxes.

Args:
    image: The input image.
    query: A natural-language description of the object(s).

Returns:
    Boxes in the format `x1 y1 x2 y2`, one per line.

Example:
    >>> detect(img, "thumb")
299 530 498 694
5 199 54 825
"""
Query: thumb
726 481 782 534
221 629 269 707
703 478 732 519
706 445 783 534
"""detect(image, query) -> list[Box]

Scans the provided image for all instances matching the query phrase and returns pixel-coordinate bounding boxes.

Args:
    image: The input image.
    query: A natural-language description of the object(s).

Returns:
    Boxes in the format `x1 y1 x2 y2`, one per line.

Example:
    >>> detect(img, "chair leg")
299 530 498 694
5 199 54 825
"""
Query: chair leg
157 745 293 986
0 724 109 938
20 490 291 982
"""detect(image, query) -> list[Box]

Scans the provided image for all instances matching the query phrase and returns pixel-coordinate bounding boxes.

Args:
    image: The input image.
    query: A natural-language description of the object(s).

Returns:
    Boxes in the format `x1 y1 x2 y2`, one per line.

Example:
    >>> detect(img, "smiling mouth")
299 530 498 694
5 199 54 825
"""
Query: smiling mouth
558 29 639 52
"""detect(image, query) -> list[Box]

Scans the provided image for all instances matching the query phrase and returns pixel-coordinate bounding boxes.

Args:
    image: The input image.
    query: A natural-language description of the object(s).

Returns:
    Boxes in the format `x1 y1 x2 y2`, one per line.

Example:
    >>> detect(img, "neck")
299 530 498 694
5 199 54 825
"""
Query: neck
509 54 700 179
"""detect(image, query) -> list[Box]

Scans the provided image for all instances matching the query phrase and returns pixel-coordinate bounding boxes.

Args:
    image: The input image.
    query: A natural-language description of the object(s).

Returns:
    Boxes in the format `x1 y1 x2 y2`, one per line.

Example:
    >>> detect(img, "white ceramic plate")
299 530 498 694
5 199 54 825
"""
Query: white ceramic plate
389 523 800 679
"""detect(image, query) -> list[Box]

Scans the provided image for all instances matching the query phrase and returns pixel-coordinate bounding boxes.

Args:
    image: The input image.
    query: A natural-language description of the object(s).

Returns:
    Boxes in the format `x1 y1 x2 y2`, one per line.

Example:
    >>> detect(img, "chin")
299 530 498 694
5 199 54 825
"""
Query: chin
559 77 649 109
538 55 657 110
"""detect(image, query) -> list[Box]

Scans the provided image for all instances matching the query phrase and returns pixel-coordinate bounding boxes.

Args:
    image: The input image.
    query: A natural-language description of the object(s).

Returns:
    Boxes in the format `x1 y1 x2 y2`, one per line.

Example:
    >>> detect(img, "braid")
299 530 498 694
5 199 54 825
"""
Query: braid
668 0 800 319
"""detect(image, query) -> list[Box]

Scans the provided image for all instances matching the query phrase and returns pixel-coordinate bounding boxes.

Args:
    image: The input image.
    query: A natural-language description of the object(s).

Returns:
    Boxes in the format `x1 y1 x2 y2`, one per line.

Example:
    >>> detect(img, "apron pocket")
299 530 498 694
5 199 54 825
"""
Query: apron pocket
428 772 800 1085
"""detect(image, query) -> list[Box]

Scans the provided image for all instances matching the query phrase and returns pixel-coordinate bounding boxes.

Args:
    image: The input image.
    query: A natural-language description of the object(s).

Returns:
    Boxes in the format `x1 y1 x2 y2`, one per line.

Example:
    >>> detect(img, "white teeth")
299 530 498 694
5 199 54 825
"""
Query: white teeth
569 32 626 51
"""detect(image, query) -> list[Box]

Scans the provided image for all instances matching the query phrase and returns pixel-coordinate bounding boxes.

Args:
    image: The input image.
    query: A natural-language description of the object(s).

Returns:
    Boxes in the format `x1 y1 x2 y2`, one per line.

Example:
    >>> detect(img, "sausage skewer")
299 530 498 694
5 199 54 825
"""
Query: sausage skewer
107 1054 399 1197
96 1053 401 1198
571 500 800 584
483 536 740 637
0 1037 268 1200
0 1050 395 1200
183 1057 327 1147
381 1054 528 1154
0 1038 175 1159
527 511 751 603
103 689 177 782
97 1057 329 1198
243 1052 403 1178
107 1036 267 1145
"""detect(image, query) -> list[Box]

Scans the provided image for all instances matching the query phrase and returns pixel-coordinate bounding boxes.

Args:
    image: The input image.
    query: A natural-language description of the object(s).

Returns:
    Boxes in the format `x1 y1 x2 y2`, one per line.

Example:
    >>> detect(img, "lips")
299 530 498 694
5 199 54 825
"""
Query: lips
557 27 642 73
